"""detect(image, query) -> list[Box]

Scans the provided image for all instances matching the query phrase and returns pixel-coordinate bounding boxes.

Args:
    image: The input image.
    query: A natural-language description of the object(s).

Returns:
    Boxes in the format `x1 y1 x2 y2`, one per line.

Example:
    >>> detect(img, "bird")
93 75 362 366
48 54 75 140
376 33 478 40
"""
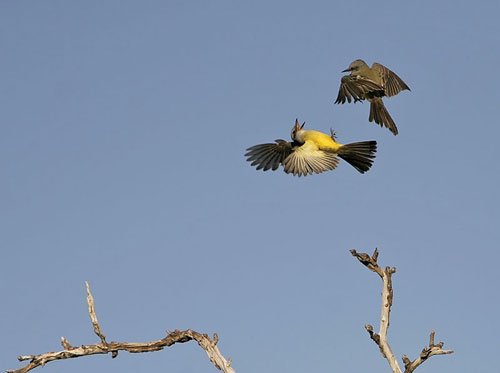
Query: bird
245 119 377 177
334 59 410 135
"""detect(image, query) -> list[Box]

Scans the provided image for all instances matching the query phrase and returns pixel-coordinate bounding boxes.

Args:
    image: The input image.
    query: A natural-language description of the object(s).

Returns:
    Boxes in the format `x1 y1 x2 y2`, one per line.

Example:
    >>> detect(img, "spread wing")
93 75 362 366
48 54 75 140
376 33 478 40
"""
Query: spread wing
372 63 410 97
282 140 339 177
335 75 385 104
245 140 293 171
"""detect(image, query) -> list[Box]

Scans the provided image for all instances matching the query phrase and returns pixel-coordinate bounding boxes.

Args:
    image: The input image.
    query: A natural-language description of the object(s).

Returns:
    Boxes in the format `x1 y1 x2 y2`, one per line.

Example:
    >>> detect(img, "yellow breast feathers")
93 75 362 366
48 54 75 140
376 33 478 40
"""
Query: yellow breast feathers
300 130 342 152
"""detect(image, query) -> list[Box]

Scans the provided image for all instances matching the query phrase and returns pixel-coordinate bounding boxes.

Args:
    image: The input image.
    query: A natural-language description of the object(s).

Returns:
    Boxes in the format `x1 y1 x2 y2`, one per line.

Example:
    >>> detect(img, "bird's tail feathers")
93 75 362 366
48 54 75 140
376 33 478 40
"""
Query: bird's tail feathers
338 141 377 174
369 98 398 135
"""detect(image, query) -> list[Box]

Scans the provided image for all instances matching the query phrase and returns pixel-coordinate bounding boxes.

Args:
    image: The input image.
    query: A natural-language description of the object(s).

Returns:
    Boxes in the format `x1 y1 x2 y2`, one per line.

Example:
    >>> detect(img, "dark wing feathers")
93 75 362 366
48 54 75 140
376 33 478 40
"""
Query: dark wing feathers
335 75 384 104
245 140 293 171
372 63 410 97
246 139 341 177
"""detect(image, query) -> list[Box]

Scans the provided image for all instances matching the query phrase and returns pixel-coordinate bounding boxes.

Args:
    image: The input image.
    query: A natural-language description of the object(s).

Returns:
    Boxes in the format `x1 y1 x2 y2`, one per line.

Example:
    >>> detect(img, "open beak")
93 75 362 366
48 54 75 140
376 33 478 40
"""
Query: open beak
293 118 304 132
293 118 301 131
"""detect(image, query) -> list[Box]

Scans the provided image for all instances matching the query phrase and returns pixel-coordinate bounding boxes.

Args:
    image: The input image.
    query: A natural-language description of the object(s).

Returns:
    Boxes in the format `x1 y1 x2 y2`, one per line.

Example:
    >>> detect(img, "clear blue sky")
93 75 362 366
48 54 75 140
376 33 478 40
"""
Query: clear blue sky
1 1 499 372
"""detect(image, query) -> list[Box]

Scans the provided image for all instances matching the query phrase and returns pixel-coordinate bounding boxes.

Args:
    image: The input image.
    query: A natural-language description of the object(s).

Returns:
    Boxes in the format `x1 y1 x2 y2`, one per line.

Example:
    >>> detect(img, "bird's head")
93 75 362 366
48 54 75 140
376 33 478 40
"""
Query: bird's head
342 59 368 74
291 119 305 142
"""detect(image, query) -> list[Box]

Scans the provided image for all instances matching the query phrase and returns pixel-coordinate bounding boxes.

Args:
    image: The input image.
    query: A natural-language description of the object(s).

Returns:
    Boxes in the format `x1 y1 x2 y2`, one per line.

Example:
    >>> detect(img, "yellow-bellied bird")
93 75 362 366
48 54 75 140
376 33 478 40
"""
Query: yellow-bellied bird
335 59 410 135
245 119 377 177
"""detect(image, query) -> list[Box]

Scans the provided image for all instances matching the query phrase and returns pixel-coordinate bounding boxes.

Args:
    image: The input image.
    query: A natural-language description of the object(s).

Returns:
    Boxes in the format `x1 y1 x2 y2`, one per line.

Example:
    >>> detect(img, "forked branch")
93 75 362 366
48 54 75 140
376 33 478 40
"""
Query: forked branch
7 282 235 373
350 249 453 373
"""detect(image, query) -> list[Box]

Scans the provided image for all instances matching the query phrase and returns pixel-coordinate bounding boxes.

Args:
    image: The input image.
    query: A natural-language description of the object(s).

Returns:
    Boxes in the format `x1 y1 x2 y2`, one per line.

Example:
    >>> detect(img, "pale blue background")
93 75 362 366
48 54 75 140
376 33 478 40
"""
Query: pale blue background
1 1 499 372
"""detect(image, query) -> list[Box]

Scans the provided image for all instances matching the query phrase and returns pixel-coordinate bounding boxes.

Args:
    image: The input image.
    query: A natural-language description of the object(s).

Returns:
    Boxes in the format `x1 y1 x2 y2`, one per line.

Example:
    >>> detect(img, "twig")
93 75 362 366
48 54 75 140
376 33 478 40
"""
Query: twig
402 331 453 373
86 281 107 344
350 249 453 373
7 283 235 373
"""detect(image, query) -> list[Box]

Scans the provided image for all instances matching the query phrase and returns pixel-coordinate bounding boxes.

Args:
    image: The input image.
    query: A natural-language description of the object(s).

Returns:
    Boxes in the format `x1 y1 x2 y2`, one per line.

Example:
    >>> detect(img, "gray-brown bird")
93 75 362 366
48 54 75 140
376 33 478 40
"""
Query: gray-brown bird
245 119 377 177
335 59 410 135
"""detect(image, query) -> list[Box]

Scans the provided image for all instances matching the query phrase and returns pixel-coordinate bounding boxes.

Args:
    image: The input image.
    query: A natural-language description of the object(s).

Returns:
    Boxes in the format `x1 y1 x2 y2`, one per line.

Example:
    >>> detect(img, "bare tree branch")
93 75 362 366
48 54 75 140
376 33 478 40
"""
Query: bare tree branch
350 248 453 373
7 283 235 373
402 331 453 373
85 281 107 344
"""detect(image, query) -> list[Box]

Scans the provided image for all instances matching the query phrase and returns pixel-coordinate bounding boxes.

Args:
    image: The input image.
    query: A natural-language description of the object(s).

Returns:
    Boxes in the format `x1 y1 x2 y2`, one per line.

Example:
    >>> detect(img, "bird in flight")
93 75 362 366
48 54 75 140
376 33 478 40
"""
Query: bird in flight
245 119 377 177
335 59 410 135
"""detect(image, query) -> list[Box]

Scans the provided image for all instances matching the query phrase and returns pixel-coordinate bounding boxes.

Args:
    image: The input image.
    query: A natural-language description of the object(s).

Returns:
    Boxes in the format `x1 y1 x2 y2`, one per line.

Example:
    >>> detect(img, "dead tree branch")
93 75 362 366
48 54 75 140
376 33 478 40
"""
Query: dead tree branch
350 249 453 373
402 331 454 373
7 282 235 373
